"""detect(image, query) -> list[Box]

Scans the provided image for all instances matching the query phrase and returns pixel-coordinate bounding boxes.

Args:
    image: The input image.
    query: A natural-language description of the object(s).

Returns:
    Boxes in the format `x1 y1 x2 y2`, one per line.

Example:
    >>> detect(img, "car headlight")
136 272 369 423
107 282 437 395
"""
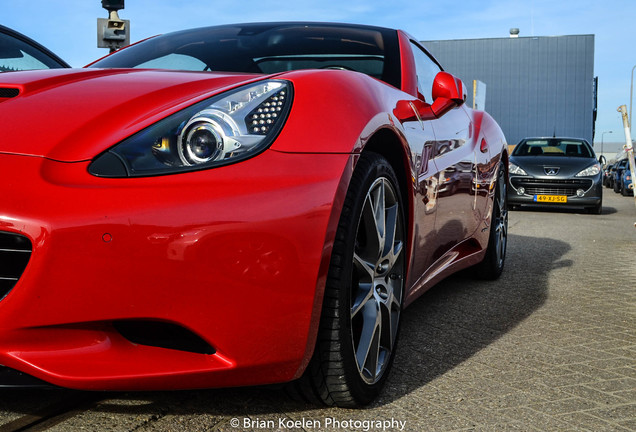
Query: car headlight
89 80 292 177
509 162 527 176
575 163 601 177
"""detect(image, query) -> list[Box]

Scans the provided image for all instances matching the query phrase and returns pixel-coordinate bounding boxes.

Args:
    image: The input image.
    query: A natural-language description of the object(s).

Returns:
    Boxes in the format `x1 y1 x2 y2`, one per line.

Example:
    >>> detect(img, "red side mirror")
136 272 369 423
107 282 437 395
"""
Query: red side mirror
394 72 467 122
432 71 466 104
428 72 466 118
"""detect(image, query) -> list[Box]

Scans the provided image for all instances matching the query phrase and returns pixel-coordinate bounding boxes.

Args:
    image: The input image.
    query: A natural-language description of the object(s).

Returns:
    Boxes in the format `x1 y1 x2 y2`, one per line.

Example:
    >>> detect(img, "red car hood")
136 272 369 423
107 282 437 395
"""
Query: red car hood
0 68 264 162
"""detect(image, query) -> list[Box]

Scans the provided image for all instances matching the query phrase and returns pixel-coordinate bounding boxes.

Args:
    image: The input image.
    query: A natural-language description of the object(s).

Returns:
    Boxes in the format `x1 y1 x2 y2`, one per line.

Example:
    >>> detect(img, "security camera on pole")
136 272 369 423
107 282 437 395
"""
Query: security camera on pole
97 0 129 53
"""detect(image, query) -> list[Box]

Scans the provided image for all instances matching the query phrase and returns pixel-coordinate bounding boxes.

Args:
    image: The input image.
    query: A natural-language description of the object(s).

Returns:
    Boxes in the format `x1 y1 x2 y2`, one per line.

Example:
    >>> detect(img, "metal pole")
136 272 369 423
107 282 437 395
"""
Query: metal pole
630 65 636 130
617 105 636 225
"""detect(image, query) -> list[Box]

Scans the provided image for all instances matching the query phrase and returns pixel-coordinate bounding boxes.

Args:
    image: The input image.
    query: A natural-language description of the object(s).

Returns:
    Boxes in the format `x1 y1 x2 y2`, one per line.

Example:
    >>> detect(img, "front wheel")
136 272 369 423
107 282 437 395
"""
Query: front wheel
291 152 405 407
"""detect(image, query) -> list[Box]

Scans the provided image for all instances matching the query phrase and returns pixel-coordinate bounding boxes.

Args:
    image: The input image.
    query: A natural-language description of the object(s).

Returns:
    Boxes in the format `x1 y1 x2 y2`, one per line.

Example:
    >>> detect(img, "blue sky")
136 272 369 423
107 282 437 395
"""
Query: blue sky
3 0 635 150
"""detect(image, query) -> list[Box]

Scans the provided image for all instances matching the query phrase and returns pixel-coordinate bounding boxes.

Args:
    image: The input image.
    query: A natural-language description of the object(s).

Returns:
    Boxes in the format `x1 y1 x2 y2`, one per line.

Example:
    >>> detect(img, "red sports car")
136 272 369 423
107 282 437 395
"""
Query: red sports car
0 22 508 406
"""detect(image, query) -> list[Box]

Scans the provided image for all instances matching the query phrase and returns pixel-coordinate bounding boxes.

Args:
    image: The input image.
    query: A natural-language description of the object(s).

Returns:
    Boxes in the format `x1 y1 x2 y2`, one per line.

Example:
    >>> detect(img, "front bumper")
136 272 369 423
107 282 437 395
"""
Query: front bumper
507 175 602 208
0 150 351 390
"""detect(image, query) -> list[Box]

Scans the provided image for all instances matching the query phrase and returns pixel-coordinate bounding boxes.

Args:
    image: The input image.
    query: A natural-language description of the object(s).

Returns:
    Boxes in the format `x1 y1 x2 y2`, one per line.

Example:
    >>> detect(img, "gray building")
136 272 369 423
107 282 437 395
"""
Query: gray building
422 34 596 146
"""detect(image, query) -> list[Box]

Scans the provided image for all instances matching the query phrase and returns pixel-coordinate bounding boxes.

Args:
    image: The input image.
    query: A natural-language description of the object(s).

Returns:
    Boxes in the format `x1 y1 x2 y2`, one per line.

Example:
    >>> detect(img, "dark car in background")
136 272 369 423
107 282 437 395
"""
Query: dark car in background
620 166 633 196
603 163 615 188
0 24 69 72
612 159 630 194
611 159 633 196
508 137 603 214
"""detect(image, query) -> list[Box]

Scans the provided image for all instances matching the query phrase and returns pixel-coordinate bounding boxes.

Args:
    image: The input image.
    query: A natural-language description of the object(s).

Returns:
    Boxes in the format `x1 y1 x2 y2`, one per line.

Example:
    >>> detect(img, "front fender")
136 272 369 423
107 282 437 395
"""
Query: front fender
270 69 409 154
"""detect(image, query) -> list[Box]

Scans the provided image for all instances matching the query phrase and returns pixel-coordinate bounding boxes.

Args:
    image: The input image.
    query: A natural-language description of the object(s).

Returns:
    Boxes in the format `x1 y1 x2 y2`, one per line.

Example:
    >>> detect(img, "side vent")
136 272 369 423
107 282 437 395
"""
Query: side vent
0 88 20 98
114 320 216 355
0 232 32 301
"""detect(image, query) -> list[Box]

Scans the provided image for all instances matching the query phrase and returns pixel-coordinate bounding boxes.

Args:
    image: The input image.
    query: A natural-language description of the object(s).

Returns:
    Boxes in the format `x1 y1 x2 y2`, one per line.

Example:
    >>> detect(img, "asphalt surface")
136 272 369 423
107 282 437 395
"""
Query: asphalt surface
1 190 635 431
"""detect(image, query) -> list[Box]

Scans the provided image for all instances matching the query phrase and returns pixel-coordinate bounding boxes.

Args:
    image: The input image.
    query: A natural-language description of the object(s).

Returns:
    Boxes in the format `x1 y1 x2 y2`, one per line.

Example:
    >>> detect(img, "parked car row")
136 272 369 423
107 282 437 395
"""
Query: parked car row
603 159 633 196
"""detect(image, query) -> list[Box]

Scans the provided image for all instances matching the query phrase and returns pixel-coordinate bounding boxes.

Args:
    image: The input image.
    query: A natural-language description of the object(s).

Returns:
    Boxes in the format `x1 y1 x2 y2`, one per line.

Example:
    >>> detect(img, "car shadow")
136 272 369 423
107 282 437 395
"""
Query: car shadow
382 232 571 404
0 233 571 422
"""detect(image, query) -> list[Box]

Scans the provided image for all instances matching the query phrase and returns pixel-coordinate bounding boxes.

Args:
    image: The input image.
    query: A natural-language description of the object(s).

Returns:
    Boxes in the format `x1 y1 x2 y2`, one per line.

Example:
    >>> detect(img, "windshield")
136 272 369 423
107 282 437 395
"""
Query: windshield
512 138 594 158
0 30 67 71
90 23 401 88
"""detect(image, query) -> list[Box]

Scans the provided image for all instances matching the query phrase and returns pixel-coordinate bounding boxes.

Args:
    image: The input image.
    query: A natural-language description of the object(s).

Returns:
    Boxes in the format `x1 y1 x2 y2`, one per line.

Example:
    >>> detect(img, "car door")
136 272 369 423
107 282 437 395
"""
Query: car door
408 41 480 262
403 40 443 282
407 110 439 283
429 105 479 257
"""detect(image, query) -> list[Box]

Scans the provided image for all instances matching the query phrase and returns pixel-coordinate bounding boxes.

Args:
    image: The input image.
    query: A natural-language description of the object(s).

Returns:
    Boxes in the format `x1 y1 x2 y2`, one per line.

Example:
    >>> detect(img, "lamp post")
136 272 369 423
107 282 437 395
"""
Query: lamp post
601 130 613 161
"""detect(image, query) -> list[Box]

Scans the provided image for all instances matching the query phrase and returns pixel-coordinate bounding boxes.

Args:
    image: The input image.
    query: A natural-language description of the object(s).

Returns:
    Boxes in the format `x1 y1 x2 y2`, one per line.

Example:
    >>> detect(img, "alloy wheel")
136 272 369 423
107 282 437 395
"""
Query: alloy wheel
350 177 404 384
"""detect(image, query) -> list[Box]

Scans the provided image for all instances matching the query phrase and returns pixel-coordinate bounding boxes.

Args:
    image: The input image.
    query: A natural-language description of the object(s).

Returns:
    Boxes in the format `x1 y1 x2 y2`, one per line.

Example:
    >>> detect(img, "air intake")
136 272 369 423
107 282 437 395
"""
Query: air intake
0 366 52 388
114 320 216 355
0 88 20 98
0 232 32 301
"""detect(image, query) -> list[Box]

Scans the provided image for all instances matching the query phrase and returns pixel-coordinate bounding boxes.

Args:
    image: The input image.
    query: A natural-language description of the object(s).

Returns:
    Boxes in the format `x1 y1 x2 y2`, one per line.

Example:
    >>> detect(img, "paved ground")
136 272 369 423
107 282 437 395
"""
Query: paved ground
1 191 634 431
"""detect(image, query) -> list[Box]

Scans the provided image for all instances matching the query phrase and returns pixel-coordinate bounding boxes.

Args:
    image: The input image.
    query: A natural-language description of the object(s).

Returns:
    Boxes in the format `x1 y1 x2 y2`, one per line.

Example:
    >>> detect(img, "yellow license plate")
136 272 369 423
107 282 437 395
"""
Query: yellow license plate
534 195 567 203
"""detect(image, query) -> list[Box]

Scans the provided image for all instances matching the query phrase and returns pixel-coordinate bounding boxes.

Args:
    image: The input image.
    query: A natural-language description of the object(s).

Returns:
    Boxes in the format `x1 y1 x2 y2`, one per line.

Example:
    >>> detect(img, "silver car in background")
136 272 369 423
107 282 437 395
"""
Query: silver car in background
508 137 603 214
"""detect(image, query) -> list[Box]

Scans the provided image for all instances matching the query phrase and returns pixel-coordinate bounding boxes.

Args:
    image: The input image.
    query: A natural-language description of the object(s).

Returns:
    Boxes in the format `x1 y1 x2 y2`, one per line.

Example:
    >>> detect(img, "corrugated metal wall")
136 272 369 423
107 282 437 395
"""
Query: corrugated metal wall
422 35 595 146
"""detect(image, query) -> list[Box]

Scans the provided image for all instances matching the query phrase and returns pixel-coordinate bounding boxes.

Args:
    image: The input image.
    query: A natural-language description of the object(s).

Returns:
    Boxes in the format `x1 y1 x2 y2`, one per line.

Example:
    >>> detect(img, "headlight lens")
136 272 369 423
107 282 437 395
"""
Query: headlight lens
89 80 292 177
575 163 601 177
509 162 527 175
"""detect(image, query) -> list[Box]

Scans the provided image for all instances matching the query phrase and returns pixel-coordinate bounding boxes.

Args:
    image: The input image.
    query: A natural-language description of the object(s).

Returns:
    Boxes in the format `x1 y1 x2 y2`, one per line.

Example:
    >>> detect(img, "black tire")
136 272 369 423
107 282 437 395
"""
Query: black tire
589 201 602 214
450 182 458 195
290 152 406 407
474 161 508 280
613 180 621 193
621 185 631 196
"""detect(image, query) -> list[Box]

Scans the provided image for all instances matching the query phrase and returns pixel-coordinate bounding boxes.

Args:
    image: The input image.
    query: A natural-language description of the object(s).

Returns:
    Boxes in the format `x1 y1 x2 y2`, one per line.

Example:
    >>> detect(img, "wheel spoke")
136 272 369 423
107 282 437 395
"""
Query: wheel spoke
495 227 504 261
351 252 377 318
383 201 398 258
353 252 376 279
388 238 404 271
497 218 507 261
379 290 400 351
351 283 373 319
372 180 386 243
369 181 387 258
355 300 381 380
389 283 402 310
359 196 382 261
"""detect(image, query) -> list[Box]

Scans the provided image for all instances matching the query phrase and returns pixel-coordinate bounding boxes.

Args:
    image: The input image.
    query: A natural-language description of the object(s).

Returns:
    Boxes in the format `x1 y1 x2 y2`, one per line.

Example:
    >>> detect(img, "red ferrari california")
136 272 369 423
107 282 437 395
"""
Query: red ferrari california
0 22 508 407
